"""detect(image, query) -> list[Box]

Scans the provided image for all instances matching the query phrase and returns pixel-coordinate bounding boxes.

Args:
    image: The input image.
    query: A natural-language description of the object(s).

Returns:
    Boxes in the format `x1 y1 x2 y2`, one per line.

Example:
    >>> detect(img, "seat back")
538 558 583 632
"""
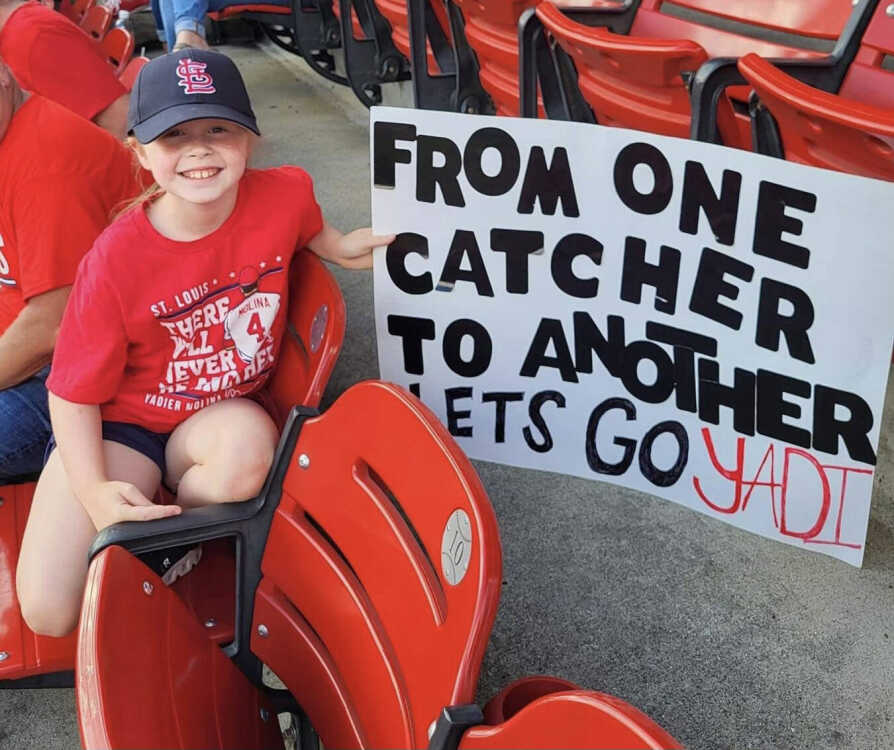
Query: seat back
459 0 541 115
461 684 681 749
536 2 707 137
264 249 345 427
838 0 894 109
666 0 852 40
0 482 78 682
249 380 502 748
60 0 96 23
118 55 149 91
373 0 449 76
738 52 894 180
79 4 114 40
99 27 134 74
77 545 284 750
534 0 856 144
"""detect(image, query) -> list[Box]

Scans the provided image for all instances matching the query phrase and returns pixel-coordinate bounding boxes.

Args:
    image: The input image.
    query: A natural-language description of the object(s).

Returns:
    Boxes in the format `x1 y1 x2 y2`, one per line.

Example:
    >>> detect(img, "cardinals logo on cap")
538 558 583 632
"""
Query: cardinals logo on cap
176 59 216 95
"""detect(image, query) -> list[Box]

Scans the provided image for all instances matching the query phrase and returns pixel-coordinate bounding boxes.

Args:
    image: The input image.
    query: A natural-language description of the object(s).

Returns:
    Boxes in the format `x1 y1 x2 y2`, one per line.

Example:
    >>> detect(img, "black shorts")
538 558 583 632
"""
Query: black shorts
45 421 172 476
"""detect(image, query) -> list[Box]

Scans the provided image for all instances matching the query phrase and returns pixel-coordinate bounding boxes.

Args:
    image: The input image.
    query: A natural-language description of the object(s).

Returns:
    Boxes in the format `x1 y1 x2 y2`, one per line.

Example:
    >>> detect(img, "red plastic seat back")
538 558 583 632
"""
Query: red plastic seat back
839 2 894 109
536 2 707 137
667 0 852 40
99 27 134 74
118 55 149 91
537 0 845 144
462 683 681 749
79 4 113 40
0 482 78 681
61 0 96 23
250 381 502 748
372 0 448 74
739 52 894 181
77 546 284 750
264 249 345 427
206 3 291 20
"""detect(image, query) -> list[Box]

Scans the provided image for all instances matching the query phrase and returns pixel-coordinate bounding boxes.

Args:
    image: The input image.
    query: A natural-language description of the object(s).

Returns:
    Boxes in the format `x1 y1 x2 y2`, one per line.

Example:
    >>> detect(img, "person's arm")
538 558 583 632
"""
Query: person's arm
0 286 70 390
306 220 395 269
49 393 181 531
92 93 130 141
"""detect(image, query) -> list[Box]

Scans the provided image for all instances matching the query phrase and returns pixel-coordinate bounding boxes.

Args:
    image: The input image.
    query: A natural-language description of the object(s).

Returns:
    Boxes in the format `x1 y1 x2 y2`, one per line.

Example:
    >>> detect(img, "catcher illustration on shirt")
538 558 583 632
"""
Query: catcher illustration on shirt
224 266 281 364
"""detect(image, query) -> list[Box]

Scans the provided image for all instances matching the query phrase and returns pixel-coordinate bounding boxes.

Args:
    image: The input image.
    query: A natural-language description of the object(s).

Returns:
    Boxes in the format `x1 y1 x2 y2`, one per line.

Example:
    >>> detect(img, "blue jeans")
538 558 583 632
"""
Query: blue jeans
0 366 51 482
158 0 290 48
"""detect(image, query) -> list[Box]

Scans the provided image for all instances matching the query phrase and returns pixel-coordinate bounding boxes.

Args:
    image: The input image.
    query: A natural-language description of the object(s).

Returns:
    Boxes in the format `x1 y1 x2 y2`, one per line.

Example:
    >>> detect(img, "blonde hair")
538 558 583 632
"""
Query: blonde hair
112 136 164 220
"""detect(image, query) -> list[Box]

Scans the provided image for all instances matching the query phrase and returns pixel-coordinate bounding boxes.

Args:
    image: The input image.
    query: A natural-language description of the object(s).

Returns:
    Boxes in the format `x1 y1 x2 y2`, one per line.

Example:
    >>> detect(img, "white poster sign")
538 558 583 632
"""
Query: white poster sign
371 106 894 566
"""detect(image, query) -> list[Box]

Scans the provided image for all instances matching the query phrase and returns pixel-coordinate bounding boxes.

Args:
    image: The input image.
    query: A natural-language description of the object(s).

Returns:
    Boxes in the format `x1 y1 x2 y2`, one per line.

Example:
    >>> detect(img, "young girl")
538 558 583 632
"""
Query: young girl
15 48 394 637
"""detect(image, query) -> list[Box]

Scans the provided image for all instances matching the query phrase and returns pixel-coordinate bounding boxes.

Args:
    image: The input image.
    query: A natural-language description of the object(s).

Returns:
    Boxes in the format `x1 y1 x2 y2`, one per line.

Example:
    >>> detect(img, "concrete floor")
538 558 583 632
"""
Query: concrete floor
2 39 892 750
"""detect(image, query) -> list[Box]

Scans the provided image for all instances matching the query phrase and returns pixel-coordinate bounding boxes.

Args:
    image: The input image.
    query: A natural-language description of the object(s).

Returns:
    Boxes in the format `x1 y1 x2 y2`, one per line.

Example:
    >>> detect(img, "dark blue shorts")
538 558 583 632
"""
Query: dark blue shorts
45 421 172 476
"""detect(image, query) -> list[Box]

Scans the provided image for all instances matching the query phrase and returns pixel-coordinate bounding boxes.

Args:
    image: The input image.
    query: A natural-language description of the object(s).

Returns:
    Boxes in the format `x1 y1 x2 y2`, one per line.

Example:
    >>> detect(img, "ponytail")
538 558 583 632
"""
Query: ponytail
111 137 164 221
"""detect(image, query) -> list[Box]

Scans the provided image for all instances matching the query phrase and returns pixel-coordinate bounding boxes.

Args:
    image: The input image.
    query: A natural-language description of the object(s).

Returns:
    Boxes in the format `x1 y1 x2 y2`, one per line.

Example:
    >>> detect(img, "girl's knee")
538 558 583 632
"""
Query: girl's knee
17 586 79 638
216 441 275 500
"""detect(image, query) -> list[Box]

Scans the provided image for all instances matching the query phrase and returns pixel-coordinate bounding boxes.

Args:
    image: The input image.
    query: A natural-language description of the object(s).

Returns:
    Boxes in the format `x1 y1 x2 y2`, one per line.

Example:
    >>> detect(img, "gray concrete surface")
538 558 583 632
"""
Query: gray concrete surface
2 40 893 750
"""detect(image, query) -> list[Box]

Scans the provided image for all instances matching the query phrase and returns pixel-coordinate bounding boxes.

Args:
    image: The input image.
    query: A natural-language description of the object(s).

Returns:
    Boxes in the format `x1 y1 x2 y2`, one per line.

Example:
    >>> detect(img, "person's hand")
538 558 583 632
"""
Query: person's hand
335 228 396 270
82 481 182 531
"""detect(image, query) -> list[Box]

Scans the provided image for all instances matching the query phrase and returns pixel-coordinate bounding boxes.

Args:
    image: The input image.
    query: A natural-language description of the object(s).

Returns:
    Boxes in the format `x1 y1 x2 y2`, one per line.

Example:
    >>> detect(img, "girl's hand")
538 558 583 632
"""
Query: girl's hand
333 228 396 269
83 481 182 531
336 227 394 268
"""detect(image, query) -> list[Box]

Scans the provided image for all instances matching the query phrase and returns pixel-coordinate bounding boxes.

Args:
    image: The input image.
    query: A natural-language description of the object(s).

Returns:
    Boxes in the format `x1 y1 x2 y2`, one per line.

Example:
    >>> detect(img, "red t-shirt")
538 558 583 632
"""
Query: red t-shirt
47 167 325 433
0 3 126 120
0 95 142 335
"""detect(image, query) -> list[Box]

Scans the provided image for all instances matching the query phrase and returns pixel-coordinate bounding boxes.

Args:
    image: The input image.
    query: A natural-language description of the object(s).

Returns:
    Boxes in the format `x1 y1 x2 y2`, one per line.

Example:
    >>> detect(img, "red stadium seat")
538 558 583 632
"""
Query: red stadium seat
78 381 680 750
374 0 491 112
689 0 886 148
79 4 114 40
0 482 77 686
522 0 870 144
77 546 284 750
0 250 345 687
737 52 894 181
60 0 96 23
118 55 149 91
99 27 134 74
207 3 290 20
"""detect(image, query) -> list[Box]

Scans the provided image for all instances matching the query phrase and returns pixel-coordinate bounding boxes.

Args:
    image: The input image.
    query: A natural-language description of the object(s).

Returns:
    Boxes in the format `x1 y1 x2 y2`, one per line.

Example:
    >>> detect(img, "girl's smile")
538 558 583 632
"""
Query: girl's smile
134 118 252 206
132 117 254 240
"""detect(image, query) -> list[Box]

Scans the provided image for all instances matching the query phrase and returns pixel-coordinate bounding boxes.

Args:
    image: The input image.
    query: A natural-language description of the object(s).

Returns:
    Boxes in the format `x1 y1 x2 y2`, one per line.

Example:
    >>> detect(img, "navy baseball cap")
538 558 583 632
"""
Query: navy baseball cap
127 48 260 144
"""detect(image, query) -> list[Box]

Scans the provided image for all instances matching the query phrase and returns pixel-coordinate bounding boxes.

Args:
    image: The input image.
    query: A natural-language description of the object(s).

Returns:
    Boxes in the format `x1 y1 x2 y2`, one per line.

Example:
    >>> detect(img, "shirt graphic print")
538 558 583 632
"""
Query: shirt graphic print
153 260 284 413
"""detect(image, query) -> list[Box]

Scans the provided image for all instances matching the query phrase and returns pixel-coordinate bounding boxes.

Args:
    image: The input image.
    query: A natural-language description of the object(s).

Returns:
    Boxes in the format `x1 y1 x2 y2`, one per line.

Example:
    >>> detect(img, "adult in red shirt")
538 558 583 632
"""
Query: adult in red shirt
0 0 129 138
0 57 142 480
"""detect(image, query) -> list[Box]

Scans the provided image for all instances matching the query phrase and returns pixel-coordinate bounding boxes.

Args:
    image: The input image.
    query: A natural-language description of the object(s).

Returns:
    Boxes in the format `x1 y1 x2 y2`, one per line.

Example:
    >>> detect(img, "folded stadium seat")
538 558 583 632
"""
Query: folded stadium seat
737 53 894 181
370 0 491 112
689 0 882 144
78 380 680 750
0 249 345 688
521 0 868 146
99 27 135 74
454 0 561 116
118 55 149 90
79 3 114 40
59 0 96 24
332 0 411 107
0 482 78 687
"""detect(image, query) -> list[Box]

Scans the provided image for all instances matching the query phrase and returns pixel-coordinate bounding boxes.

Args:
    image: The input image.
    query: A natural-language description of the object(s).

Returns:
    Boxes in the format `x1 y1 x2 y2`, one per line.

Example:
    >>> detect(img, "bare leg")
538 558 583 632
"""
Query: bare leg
16 442 161 637
165 398 279 508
